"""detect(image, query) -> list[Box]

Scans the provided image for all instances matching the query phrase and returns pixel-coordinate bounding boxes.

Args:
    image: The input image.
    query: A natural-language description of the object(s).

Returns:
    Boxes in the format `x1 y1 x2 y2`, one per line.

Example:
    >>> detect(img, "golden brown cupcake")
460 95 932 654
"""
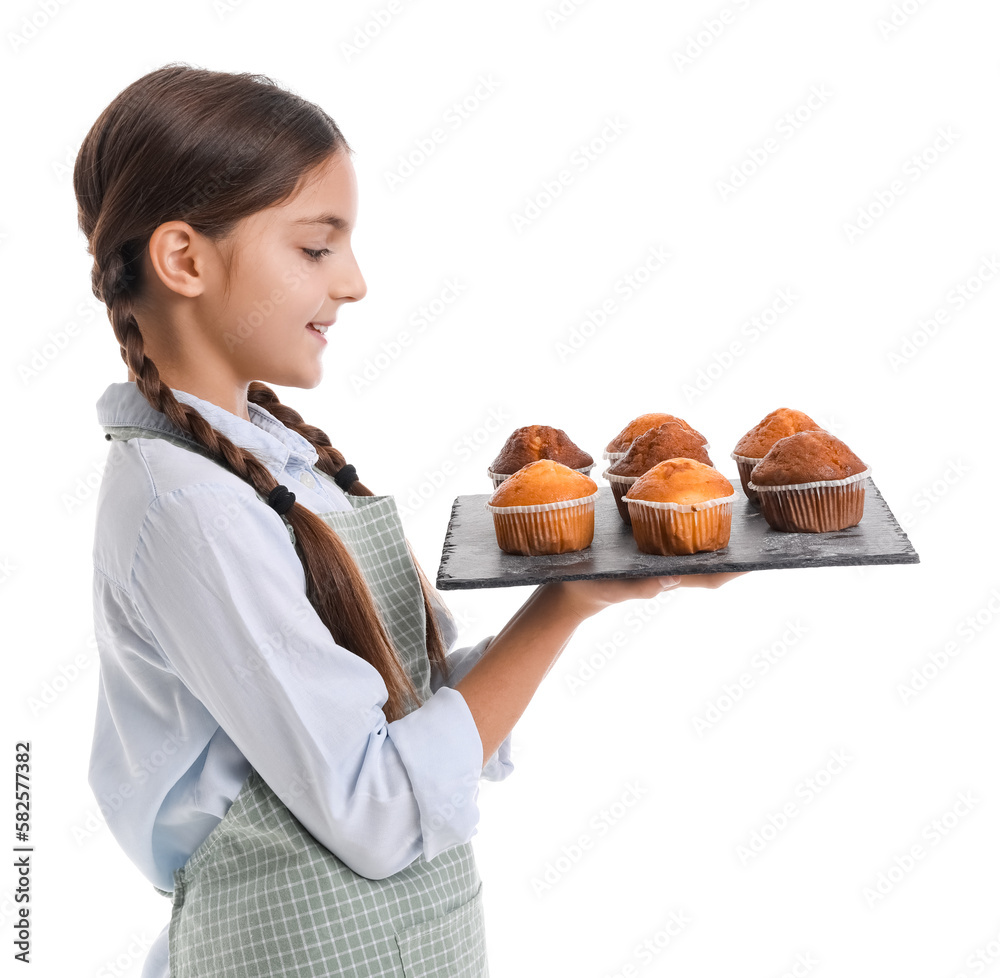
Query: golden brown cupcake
731 408 823 503
488 425 594 488
485 459 598 555
623 458 735 555
604 413 707 462
749 430 870 533
604 422 715 525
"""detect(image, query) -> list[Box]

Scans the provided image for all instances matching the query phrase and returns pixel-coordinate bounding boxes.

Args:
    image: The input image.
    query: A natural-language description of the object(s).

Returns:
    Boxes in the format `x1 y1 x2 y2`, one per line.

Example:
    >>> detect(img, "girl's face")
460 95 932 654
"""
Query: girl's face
212 150 366 393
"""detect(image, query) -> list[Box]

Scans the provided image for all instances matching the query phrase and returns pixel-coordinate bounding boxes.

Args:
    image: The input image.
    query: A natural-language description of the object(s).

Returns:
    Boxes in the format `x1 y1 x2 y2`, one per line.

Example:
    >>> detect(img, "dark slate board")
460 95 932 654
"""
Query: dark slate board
435 478 919 590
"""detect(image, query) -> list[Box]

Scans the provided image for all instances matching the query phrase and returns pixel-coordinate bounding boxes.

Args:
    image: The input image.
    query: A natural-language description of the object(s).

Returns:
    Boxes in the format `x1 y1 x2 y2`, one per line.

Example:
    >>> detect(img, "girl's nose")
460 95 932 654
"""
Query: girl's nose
335 249 367 303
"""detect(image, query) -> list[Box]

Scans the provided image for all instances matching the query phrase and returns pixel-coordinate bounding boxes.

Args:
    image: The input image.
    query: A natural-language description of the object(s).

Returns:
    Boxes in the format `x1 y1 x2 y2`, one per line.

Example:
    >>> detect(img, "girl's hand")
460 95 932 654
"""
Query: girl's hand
542 572 747 626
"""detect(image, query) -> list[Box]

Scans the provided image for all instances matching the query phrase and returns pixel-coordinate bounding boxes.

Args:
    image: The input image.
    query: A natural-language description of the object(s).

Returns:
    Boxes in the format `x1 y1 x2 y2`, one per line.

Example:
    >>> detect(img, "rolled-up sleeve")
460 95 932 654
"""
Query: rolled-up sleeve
428 633 515 783
128 482 486 879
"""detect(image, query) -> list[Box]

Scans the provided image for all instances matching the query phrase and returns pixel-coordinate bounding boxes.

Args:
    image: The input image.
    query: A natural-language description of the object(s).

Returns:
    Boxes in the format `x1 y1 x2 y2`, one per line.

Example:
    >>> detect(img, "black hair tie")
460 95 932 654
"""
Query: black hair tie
334 463 358 491
267 484 297 515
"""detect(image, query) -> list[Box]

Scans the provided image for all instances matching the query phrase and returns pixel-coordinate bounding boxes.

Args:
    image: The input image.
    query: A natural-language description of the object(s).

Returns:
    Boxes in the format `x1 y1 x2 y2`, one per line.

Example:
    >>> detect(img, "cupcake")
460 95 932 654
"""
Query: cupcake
604 413 708 463
748 430 870 533
731 408 823 503
488 425 594 489
604 422 715 526
484 459 599 555
623 458 734 555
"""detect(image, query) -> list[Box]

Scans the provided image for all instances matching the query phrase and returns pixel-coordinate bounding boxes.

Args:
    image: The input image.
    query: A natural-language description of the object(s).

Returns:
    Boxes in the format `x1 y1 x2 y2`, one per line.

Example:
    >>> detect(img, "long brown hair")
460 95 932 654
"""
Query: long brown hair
74 63 448 721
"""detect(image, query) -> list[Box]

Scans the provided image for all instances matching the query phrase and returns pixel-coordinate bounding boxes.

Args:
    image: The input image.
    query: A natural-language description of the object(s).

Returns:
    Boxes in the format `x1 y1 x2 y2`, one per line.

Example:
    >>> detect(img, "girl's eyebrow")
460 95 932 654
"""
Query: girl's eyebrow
290 214 351 231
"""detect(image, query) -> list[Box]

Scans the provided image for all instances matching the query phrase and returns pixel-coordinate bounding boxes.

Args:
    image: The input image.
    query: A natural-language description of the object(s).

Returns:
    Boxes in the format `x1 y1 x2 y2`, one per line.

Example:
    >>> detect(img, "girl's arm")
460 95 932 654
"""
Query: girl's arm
456 574 744 766
122 481 489 879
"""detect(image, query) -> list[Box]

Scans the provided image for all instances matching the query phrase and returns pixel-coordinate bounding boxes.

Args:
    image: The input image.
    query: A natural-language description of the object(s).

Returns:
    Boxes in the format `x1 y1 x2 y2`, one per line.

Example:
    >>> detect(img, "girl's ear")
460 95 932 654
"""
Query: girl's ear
146 220 214 299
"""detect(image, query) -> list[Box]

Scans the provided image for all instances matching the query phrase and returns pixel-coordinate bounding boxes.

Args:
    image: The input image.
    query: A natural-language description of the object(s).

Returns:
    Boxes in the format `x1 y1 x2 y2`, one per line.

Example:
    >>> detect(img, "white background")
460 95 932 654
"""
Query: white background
3 0 999 975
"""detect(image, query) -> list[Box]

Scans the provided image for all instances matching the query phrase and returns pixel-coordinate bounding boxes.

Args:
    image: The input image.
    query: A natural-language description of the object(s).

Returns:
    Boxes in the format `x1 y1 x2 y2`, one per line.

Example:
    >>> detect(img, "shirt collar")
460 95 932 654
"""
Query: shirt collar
96 381 320 478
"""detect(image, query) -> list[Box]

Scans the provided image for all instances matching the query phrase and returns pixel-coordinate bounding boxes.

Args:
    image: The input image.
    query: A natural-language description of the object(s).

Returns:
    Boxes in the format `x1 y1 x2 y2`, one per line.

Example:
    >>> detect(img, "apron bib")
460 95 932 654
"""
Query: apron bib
104 426 488 977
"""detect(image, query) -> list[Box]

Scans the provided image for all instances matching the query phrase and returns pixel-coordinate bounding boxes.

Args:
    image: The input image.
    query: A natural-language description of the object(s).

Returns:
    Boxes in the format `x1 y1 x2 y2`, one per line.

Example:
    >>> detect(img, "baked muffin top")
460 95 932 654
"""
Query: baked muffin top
489 459 598 507
608 422 713 476
750 430 868 486
490 425 593 474
606 413 706 454
733 407 822 458
624 457 734 505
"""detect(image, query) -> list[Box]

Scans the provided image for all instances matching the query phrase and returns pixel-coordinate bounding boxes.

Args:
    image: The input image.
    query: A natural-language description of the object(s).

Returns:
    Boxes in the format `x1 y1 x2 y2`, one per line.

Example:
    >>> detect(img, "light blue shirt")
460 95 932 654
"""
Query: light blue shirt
89 381 512 904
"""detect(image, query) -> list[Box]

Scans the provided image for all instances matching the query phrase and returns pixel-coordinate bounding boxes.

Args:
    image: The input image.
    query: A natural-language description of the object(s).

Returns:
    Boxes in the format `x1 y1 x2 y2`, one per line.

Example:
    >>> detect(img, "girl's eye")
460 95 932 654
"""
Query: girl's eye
302 248 331 261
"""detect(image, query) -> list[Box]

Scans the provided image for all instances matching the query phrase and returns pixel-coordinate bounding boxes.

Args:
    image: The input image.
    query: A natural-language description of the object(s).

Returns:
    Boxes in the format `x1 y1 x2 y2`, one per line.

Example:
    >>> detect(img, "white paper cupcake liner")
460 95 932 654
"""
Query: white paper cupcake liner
624 494 734 555
602 467 640 525
730 450 763 503
484 490 599 555
747 468 871 533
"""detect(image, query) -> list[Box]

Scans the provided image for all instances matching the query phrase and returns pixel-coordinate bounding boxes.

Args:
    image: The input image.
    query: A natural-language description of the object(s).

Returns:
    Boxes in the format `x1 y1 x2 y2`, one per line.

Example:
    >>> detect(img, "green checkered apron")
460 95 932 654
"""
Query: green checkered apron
103 426 488 977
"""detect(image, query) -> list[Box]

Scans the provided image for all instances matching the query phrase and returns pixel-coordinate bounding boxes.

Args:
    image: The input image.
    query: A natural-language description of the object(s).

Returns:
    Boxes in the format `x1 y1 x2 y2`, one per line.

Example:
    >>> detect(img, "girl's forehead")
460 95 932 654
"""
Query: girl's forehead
229 154 358 235
283 157 358 222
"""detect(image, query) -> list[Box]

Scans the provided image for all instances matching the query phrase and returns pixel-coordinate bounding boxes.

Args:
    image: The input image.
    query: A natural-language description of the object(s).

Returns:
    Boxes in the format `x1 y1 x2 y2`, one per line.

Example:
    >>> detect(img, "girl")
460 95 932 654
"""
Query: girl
77 63 742 978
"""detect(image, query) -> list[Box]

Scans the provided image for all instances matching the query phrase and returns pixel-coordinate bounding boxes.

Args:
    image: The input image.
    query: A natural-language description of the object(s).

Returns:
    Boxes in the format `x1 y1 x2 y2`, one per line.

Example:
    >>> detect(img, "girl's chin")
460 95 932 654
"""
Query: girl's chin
255 364 325 390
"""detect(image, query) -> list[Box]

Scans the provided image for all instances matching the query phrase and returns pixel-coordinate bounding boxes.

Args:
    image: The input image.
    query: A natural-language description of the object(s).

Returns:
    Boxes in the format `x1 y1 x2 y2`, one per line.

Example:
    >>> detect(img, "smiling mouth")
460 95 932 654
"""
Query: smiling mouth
306 323 330 335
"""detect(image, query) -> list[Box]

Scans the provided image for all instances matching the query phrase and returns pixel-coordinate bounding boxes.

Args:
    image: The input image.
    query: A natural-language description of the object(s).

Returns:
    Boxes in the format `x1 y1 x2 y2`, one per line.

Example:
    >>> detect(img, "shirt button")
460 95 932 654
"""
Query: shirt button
299 470 316 489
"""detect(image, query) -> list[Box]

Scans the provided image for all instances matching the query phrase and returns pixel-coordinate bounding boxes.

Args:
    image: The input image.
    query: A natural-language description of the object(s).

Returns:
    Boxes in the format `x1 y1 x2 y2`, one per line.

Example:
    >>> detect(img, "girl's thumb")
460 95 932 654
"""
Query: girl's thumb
658 576 681 589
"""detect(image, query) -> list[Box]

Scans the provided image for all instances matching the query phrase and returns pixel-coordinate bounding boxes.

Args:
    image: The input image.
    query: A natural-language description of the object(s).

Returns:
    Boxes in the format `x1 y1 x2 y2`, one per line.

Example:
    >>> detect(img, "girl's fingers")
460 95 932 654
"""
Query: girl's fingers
548 570 748 622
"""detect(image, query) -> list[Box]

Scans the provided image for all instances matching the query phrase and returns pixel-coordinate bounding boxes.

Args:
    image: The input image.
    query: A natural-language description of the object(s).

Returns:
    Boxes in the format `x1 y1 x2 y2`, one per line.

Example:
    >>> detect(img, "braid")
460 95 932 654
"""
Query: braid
246 384 371 493
247 383 451 681
96 250 426 720
75 63 443 721
101 250 276 493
